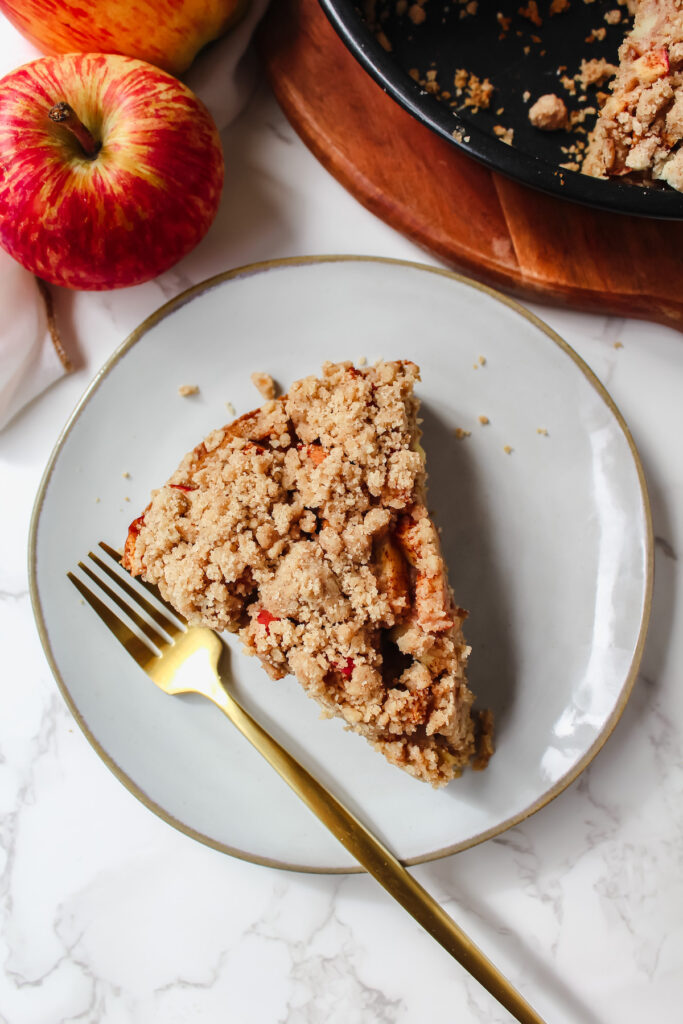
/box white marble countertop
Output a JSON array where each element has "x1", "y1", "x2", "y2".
[{"x1": 1, "y1": 17, "x2": 682, "y2": 1024}]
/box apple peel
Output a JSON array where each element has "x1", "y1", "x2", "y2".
[
  {"x1": 0, "y1": 0, "x2": 248, "y2": 76},
  {"x1": 0, "y1": 53, "x2": 224, "y2": 290}
]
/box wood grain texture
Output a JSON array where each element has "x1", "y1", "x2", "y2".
[{"x1": 257, "y1": 0, "x2": 683, "y2": 331}]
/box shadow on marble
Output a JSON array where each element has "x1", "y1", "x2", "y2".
[
  {"x1": 182, "y1": 81, "x2": 300, "y2": 281},
  {"x1": 420, "y1": 853, "x2": 606, "y2": 1024}
]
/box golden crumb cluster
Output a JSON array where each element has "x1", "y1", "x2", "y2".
[
  {"x1": 583, "y1": 1, "x2": 683, "y2": 188},
  {"x1": 528, "y1": 93, "x2": 568, "y2": 130},
  {"x1": 123, "y1": 361, "x2": 489, "y2": 785}
]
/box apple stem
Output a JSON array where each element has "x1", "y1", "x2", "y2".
[{"x1": 48, "y1": 102, "x2": 100, "y2": 159}]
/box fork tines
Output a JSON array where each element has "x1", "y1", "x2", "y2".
[{"x1": 67, "y1": 542, "x2": 186, "y2": 669}]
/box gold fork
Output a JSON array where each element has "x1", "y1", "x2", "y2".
[{"x1": 68, "y1": 542, "x2": 546, "y2": 1024}]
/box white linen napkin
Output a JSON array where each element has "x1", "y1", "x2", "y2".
[
  {"x1": 0, "y1": 0, "x2": 269, "y2": 431},
  {"x1": 0, "y1": 250, "x2": 71, "y2": 430}
]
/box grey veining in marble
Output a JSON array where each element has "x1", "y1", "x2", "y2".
[{"x1": 0, "y1": 26, "x2": 682, "y2": 1024}]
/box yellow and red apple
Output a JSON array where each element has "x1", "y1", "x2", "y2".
[
  {"x1": 0, "y1": 53, "x2": 224, "y2": 290},
  {"x1": 0, "y1": 0, "x2": 246, "y2": 75}
]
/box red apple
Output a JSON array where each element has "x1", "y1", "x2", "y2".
[
  {"x1": 0, "y1": 0, "x2": 247, "y2": 75},
  {"x1": 0, "y1": 53, "x2": 224, "y2": 290}
]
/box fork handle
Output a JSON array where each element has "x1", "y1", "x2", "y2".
[{"x1": 211, "y1": 687, "x2": 546, "y2": 1024}]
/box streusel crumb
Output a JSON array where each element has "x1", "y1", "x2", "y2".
[
  {"x1": 251, "y1": 371, "x2": 278, "y2": 401},
  {"x1": 583, "y1": 1, "x2": 683, "y2": 190},
  {"x1": 123, "y1": 361, "x2": 489, "y2": 786},
  {"x1": 528, "y1": 93, "x2": 568, "y2": 130},
  {"x1": 493, "y1": 124, "x2": 515, "y2": 145}
]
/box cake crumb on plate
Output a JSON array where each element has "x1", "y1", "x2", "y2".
[
  {"x1": 251, "y1": 371, "x2": 279, "y2": 401},
  {"x1": 178, "y1": 384, "x2": 199, "y2": 397}
]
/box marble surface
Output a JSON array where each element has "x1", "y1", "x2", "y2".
[{"x1": 1, "y1": 19, "x2": 682, "y2": 1024}]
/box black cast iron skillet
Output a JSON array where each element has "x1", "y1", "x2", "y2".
[{"x1": 318, "y1": 0, "x2": 683, "y2": 219}]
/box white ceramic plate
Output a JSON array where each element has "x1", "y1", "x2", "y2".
[{"x1": 30, "y1": 257, "x2": 652, "y2": 873}]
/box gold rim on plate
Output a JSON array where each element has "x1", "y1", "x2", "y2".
[{"x1": 28, "y1": 255, "x2": 654, "y2": 874}]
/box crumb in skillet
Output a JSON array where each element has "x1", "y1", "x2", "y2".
[
  {"x1": 577, "y1": 57, "x2": 618, "y2": 88},
  {"x1": 453, "y1": 69, "x2": 495, "y2": 110},
  {"x1": 529, "y1": 93, "x2": 568, "y2": 130},
  {"x1": 518, "y1": 1, "x2": 542, "y2": 26},
  {"x1": 493, "y1": 125, "x2": 515, "y2": 144}
]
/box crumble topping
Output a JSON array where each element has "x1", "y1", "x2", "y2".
[
  {"x1": 583, "y1": 0, "x2": 683, "y2": 189},
  {"x1": 577, "y1": 57, "x2": 619, "y2": 88},
  {"x1": 123, "y1": 361, "x2": 487, "y2": 786}
]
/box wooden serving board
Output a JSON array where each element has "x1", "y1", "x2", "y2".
[{"x1": 257, "y1": 0, "x2": 683, "y2": 331}]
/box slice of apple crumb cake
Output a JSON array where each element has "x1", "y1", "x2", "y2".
[{"x1": 122, "y1": 360, "x2": 493, "y2": 786}]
